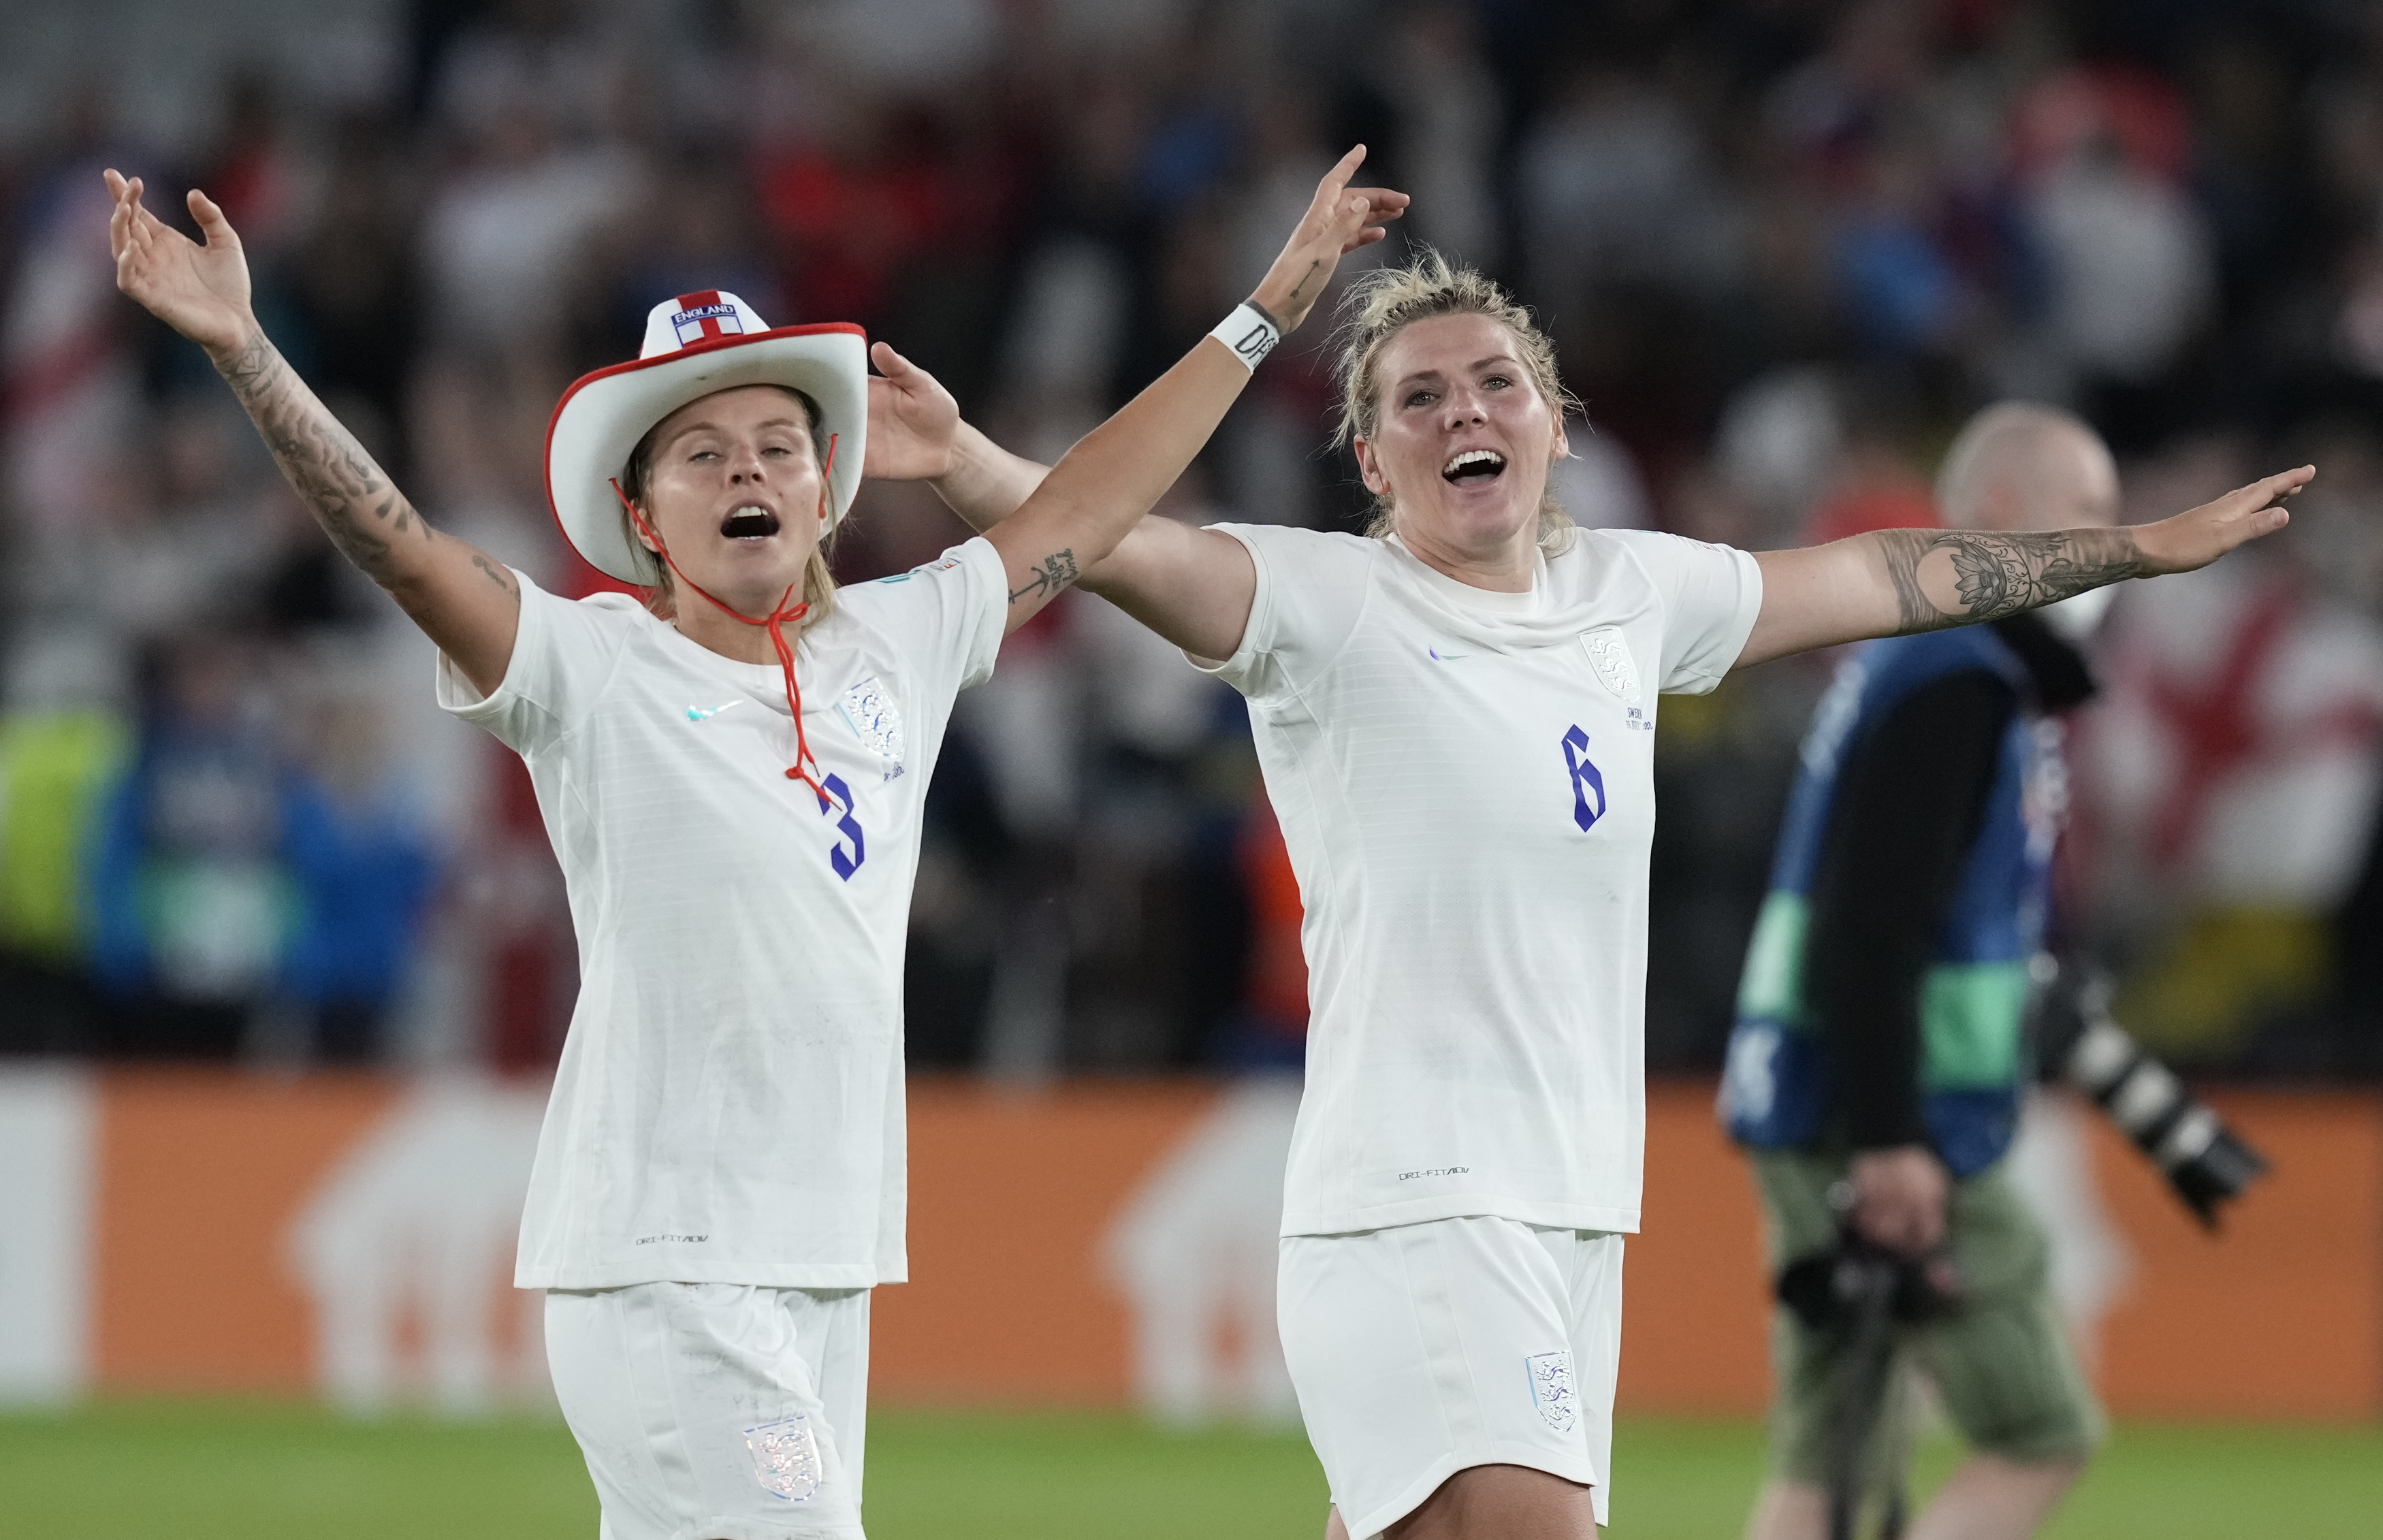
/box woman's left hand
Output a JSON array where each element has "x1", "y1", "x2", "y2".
[
  {"x1": 1250, "y1": 146, "x2": 1409, "y2": 332},
  {"x1": 2131, "y1": 464, "x2": 2312, "y2": 575}
]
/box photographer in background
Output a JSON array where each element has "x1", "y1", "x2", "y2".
[{"x1": 1719, "y1": 404, "x2": 2116, "y2": 1540}]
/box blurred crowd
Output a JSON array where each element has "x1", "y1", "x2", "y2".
[{"x1": 0, "y1": 0, "x2": 2378, "y2": 1077}]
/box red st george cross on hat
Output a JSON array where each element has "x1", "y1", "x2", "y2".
[{"x1": 669, "y1": 291, "x2": 746, "y2": 346}]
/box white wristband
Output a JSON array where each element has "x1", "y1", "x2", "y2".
[{"x1": 1209, "y1": 302, "x2": 1283, "y2": 373}]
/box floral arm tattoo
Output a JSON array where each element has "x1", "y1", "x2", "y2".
[
  {"x1": 210, "y1": 329, "x2": 510, "y2": 605},
  {"x1": 1872, "y1": 526, "x2": 2144, "y2": 632},
  {"x1": 1008, "y1": 548, "x2": 1081, "y2": 607}
]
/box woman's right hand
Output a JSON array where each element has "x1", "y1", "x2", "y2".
[
  {"x1": 1249, "y1": 145, "x2": 1409, "y2": 332},
  {"x1": 104, "y1": 170, "x2": 255, "y2": 358},
  {"x1": 104, "y1": 166, "x2": 524, "y2": 696}
]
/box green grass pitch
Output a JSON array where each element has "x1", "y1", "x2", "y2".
[{"x1": 1, "y1": 1400, "x2": 2376, "y2": 1537}]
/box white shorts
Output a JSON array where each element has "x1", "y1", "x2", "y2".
[
  {"x1": 545, "y1": 1283, "x2": 871, "y2": 1540},
  {"x1": 1279, "y1": 1217, "x2": 1623, "y2": 1537}
]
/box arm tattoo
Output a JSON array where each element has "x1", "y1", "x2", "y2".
[
  {"x1": 1285, "y1": 259, "x2": 1322, "y2": 311},
  {"x1": 210, "y1": 328, "x2": 440, "y2": 590},
  {"x1": 1008, "y1": 548, "x2": 1081, "y2": 606},
  {"x1": 1872, "y1": 527, "x2": 2145, "y2": 632},
  {"x1": 471, "y1": 553, "x2": 519, "y2": 598}
]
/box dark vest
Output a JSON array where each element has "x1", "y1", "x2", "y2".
[{"x1": 1719, "y1": 626, "x2": 2062, "y2": 1175}]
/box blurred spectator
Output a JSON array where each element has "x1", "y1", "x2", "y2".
[
  {"x1": 1211, "y1": 797, "x2": 1308, "y2": 1072},
  {"x1": 283, "y1": 112, "x2": 423, "y2": 454},
  {"x1": 1549, "y1": 420, "x2": 1655, "y2": 531},
  {"x1": 281, "y1": 665, "x2": 436, "y2": 1063},
  {"x1": 429, "y1": 0, "x2": 620, "y2": 148},
  {"x1": 997, "y1": 232, "x2": 1130, "y2": 447},
  {"x1": 2079, "y1": 430, "x2": 2383, "y2": 1066},
  {"x1": 903, "y1": 728, "x2": 1012, "y2": 1070},
  {"x1": 2, "y1": 85, "x2": 139, "y2": 553},
  {"x1": 1715, "y1": 367, "x2": 1844, "y2": 545},
  {"x1": 99, "y1": 394, "x2": 276, "y2": 639},
  {"x1": 1371, "y1": 1, "x2": 1504, "y2": 271},
  {"x1": 1829, "y1": 132, "x2": 1970, "y2": 357},
  {"x1": 89, "y1": 636, "x2": 296, "y2": 1057},
  {"x1": 6, "y1": 0, "x2": 2383, "y2": 1077},
  {"x1": 1218, "y1": 98, "x2": 1350, "y2": 529},
  {"x1": 0, "y1": 633, "x2": 129, "y2": 1053},
  {"x1": 417, "y1": 95, "x2": 629, "y2": 359},
  {"x1": 608, "y1": 155, "x2": 778, "y2": 357},
  {"x1": 1802, "y1": 393, "x2": 1940, "y2": 545},
  {"x1": 1519, "y1": 61, "x2": 1738, "y2": 321},
  {"x1": 2012, "y1": 69, "x2": 2215, "y2": 438},
  {"x1": 1072, "y1": 472, "x2": 1247, "y2": 1066},
  {"x1": 198, "y1": 71, "x2": 309, "y2": 267}
]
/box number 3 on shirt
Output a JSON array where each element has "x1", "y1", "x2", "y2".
[
  {"x1": 816, "y1": 773, "x2": 865, "y2": 880},
  {"x1": 1561, "y1": 726, "x2": 1606, "y2": 832}
]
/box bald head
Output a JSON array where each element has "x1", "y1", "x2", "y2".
[{"x1": 1935, "y1": 402, "x2": 2119, "y2": 534}]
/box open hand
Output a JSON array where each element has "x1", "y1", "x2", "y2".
[
  {"x1": 2134, "y1": 464, "x2": 2312, "y2": 575},
  {"x1": 105, "y1": 170, "x2": 255, "y2": 358},
  {"x1": 865, "y1": 340, "x2": 961, "y2": 481},
  {"x1": 1249, "y1": 145, "x2": 1409, "y2": 332}
]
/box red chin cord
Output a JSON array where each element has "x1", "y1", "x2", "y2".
[{"x1": 609, "y1": 432, "x2": 840, "y2": 807}]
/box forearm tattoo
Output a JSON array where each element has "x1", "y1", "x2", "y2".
[
  {"x1": 1872, "y1": 526, "x2": 2145, "y2": 632},
  {"x1": 1284, "y1": 259, "x2": 1322, "y2": 315},
  {"x1": 212, "y1": 329, "x2": 438, "y2": 591},
  {"x1": 1007, "y1": 548, "x2": 1081, "y2": 607}
]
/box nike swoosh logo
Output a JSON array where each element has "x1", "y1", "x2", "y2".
[
  {"x1": 686, "y1": 700, "x2": 746, "y2": 722},
  {"x1": 1428, "y1": 647, "x2": 1471, "y2": 661}
]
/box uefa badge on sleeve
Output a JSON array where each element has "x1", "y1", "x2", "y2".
[{"x1": 743, "y1": 1414, "x2": 824, "y2": 1501}]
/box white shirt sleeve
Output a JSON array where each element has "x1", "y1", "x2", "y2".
[
  {"x1": 1600, "y1": 529, "x2": 1764, "y2": 694},
  {"x1": 1194, "y1": 524, "x2": 1376, "y2": 704},
  {"x1": 434, "y1": 572, "x2": 639, "y2": 754},
  {"x1": 835, "y1": 536, "x2": 1007, "y2": 695}
]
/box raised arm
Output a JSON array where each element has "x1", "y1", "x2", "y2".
[
  {"x1": 105, "y1": 171, "x2": 521, "y2": 695},
  {"x1": 1736, "y1": 466, "x2": 2311, "y2": 668},
  {"x1": 866, "y1": 344, "x2": 1265, "y2": 661},
  {"x1": 944, "y1": 146, "x2": 1402, "y2": 642}
]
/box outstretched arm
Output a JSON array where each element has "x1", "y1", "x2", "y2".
[
  {"x1": 967, "y1": 146, "x2": 1403, "y2": 640},
  {"x1": 1736, "y1": 466, "x2": 2310, "y2": 668},
  {"x1": 865, "y1": 349, "x2": 1264, "y2": 662},
  {"x1": 105, "y1": 170, "x2": 521, "y2": 695}
]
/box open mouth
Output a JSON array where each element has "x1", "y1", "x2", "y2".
[
  {"x1": 720, "y1": 504, "x2": 781, "y2": 539},
  {"x1": 1442, "y1": 449, "x2": 1507, "y2": 485}
]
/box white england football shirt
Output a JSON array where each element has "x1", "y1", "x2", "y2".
[
  {"x1": 436, "y1": 539, "x2": 1005, "y2": 1289},
  {"x1": 1201, "y1": 525, "x2": 1762, "y2": 1236}
]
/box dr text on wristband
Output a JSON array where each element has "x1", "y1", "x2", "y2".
[{"x1": 1209, "y1": 301, "x2": 1284, "y2": 373}]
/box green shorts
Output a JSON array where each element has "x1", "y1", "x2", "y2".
[{"x1": 1751, "y1": 1148, "x2": 2106, "y2": 1481}]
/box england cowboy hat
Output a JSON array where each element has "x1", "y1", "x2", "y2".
[{"x1": 546, "y1": 290, "x2": 867, "y2": 583}]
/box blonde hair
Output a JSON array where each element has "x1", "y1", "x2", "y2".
[
  {"x1": 1330, "y1": 251, "x2": 1580, "y2": 552},
  {"x1": 618, "y1": 385, "x2": 839, "y2": 630}
]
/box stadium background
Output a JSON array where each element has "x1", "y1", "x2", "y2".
[{"x1": 0, "y1": 0, "x2": 2378, "y2": 1535}]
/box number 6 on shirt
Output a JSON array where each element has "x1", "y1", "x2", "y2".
[{"x1": 1561, "y1": 726, "x2": 1605, "y2": 832}]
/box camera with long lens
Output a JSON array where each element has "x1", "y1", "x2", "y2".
[
  {"x1": 2032, "y1": 955, "x2": 2269, "y2": 1227},
  {"x1": 1775, "y1": 1194, "x2": 1963, "y2": 1540},
  {"x1": 1776, "y1": 1229, "x2": 1960, "y2": 1333}
]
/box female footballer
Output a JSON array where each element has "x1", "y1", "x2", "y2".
[
  {"x1": 104, "y1": 151, "x2": 1403, "y2": 1540},
  {"x1": 875, "y1": 254, "x2": 2307, "y2": 1539}
]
